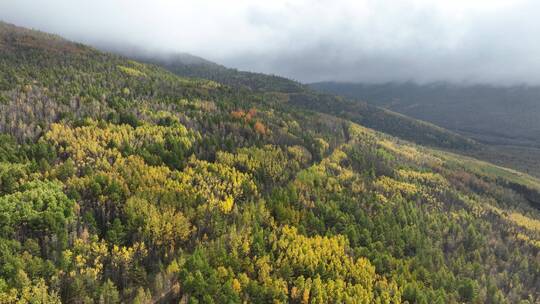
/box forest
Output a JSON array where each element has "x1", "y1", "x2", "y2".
[
  {"x1": 134, "y1": 52, "x2": 476, "y2": 152},
  {"x1": 0, "y1": 22, "x2": 539, "y2": 303}
]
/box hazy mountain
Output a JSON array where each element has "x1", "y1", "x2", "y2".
[{"x1": 310, "y1": 82, "x2": 540, "y2": 147}]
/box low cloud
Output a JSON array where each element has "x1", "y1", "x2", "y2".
[{"x1": 1, "y1": 0, "x2": 539, "y2": 84}]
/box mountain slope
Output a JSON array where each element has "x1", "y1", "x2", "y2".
[
  {"x1": 132, "y1": 52, "x2": 306, "y2": 93},
  {"x1": 128, "y1": 51, "x2": 477, "y2": 151},
  {"x1": 0, "y1": 22, "x2": 539, "y2": 303}
]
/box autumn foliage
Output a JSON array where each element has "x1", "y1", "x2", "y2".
[{"x1": 0, "y1": 22, "x2": 538, "y2": 304}]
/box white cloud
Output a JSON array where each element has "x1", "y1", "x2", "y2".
[{"x1": 1, "y1": 0, "x2": 539, "y2": 83}]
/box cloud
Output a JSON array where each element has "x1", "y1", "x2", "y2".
[{"x1": 1, "y1": 0, "x2": 539, "y2": 84}]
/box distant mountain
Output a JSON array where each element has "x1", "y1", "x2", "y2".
[
  {"x1": 125, "y1": 50, "x2": 307, "y2": 93},
  {"x1": 310, "y1": 81, "x2": 540, "y2": 147},
  {"x1": 308, "y1": 81, "x2": 540, "y2": 177}
]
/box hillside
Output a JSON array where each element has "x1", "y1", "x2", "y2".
[
  {"x1": 0, "y1": 22, "x2": 539, "y2": 303},
  {"x1": 130, "y1": 52, "x2": 306, "y2": 94},
  {"x1": 128, "y1": 51, "x2": 476, "y2": 151}
]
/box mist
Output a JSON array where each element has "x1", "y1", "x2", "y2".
[{"x1": 1, "y1": 0, "x2": 539, "y2": 84}]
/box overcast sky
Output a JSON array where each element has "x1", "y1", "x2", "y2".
[{"x1": 1, "y1": 0, "x2": 539, "y2": 84}]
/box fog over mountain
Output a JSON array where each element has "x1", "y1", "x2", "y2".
[
  {"x1": 2, "y1": 8, "x2": 540, "y2": 303},
  {"x1": 1, "y1": 0, "x2": 540, "y2": 84}
]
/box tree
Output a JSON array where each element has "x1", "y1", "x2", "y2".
[
  {"x1": 458, "y1": 279, "x2": 478, "y2": 302},
  {"x1": 99, "y1": 280, "x2": 120, "y2": 304}
]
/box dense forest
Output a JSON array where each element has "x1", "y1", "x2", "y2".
[{"x1": 0, "y1": 22, "x2": 539, "y2": 303}]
